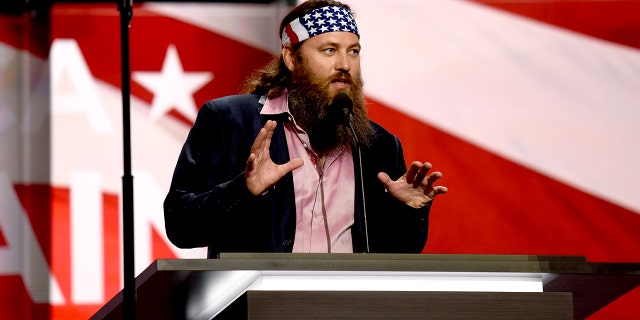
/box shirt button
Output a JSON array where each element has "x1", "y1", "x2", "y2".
[{"x1": 283, "y1": 240, "x2": 292, "y2": 246}]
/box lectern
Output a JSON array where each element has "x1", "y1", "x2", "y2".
[{"x1": 91, "y1": 254, "x2": 640, "y2": 319}]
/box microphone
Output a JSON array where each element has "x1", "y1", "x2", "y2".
[
  {"x1": 329, "y1": 92, "x2": 370, "y2": 253},
  {"x1": 328, "y1": 92, "x2": 353, "y2": 126}
]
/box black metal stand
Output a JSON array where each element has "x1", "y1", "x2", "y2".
[{"x1": 117, "y1": 0, "x2": 135, "y2": 319}]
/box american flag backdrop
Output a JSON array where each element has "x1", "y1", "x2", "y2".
[{"x1": 0, "y1": 0, "x2": 639, "y2": 318}]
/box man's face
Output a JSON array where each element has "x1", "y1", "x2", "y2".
[
  {"x1": 294, "y1": 31, "x2": 362, "y2": 98},
  {"x1": 285, "y1": 31, "x2": 372, "y2": 154}
]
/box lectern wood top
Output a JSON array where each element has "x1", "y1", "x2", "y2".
[
  {"x1": 221, "y1": 252, "x2": 587, "y2": 262},
  {"x1": 150, "y1": 253, "x2": 639, "y2": 275}
]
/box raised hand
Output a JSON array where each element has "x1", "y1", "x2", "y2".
[
  {"x1": 377, "y1": 161, "x2": 448, "y2": 208},
  {"x1": 245, "y1": 120, "x2": 304, "y2": 195}
]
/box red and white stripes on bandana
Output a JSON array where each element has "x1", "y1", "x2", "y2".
[{"x1": 281, "y1": 5, "x2": 360, "y2": 46}]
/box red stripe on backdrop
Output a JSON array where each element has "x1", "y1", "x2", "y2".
[
  {"x1": 101, "y1": 193, "x2": 122, "y2": 311},
  {"x1": 49, "y1": 188, "x2": 120, "y2": 319},
  {"x1": 472, "y1": 0, "x2": 640, "y2": 50},
  {"x1": 14, "y1": 184, "x2": 53, "y2": 263},
  {"x1": 51, "y1": 188, "x2": 71, "y2": 306},
  {"x1": 8, "y1": 185, "x2": 145, "y2": 319},
  {"x1": 366, "y1": 97, "x2": 640, "y2": 317},
  {"x1": 51, "y1": 4, "x2": 275, "y2": 126},
  {"x1": 0, "y1": 13, "x2": 50, "y2": 59},
  {"x1": 365, "y1": 97, "x2": 640, "y2": 262},
  {"x1": 0, "y1": 277, "x2": 49, "y2": 319},
  {"x1": 0, "y1": 223, "x2": 5, "y2": 246},
  {"x1": 152, "y1": 225, "x2": 179, "y2": 259},
  {"x1": 2, "y1": 186, "x2": 53, "y2": 319}
]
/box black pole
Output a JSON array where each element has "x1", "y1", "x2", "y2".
[{"x1": 117, "y1": 0, "x2": 135, "y2": 319}]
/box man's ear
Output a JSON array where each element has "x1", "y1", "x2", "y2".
[{"x1": 282, "y1": 45, "x2": 296, "y2": 72}]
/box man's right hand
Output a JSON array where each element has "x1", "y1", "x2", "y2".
[{"x1": 245, "y1": 120, "x2": 304, "y2": 195}]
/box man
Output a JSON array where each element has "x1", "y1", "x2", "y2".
[{"x1": 164, "y1": 0, "x2": 447, "y2": 258}]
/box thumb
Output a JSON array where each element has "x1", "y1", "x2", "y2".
[
  {"x1": 377, "y1": 172, "x2": 392, "y2": 186},
  {"x1": 282, "y1": 158, "x2": 304, "y2": 173}
]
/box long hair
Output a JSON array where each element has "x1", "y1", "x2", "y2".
[{"x1": 241, "y1": 0, "x2": 355, "y2": 98}]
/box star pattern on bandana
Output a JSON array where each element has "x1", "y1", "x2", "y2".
[{"x1": 300, "y1": 6, "x2": 359, "y2": 38}]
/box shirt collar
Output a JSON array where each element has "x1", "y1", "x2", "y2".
[{"x1": 260, "y1": 92, "x2": 290, "y2": 116}]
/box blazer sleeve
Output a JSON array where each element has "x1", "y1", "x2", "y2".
[
  {"x1": 365, "y1": 123, "x2": 431, "y2": 253},
  {"x1": 163, "y1": 96, "x2": 264, "y2": 249}
]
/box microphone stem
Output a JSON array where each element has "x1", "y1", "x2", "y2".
[{"x1": 347, "y1": 120, "x2": 370, "y2": 253}]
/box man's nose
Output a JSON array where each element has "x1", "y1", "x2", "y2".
[{"x1": 335, "y1": 52, "x2": 351, "y2": 73}]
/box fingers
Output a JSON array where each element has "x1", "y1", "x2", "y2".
[
  {"x1": 409, "y1": 161, "x2": 448, "y2": 198},
  {"x1": 404, "y1": 161, "x2": 421, "y2": 185},
  {"x1": 422, "y1": 171, "x2": 447, "y2": 198},
  {"x1": 262, "y1": 120, "x2": 276, "y2": 152},
  {"x1": 427, "y1": 185, "x2": 448, "y2": 199},
  {"x1": 250, "y1": 120, "x2": 277, "y2": 156},
  {"x1": 406, "y1": 161, "x2": 432, "y2": 186},
  {"x1": 250, "y1": 125, "x2": 267, "y2": 154},
  {"x1": 247, "y1": 121, "x2": 277, "y2": 175},
  {"x1": 423, "y1": 171, "x2": 442, "y2": 187},
  {"x1": 413, "y1": 163, "x2": 433, "y2": 187},
  {"x1": 433, "y1": 185, "x2": 449, "y2": 195}
]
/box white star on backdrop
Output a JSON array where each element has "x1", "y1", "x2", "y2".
[{"x1": 133, "y1": 44, "x2": 213, "y2": 122}]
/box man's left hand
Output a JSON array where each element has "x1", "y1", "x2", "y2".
[{"x1": 378, "y1": 161, "x2": 448, "y2": 209}]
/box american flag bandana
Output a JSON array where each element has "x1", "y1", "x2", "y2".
[{"x1": 281, "y1": 5, "x2": 360, "y2": 46}]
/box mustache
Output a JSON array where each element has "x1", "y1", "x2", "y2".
[
  {"x1": 330, "y1": 72, "x2": 353, "y2": 84},
  {"x1": 287, "y1": 65, "x2": 374, "y2": 153}
]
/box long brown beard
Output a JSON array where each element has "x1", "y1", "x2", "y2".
[{"x1": 288, "y1": 62, "x2": 375, "y2": 156}]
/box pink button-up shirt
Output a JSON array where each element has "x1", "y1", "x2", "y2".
[{"x1": 261, "y1": 94, "x2": 355, "y2": 253}]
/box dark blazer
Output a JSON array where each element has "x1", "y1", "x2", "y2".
[{"x1": 164, "y1": 94, "x2": 430, "y2": 258}]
